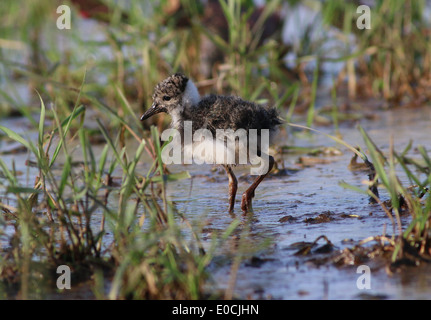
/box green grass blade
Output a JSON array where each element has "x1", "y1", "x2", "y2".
[
  {"x1": 58, "y1": 155, "x2": 72, "y2": 197},
  {"x1": 358, "y1": 125, "x2": 389, "y2": 187},
  {"x1": 53, "y1": 105, "x2": 86, "y2": 133},
  {"x1": 6, "y1": 186, "x2": 43, "y2": 194},
  {"x1": 0, "y1": 125, "x2": 37, "y2": 155},
  {"x1": 287, "y1": 123, "x2": 366, "y2": 160},
  {"x1": 150, "y1": 171, "x2": 191, "y2": 183},
  {"x1": 36, "y1": 91, "x2": 45, "y2": 148},
  {"x1": 97, "y1": 119, "x2": 129, "y2": 174},
  {"x1": 49, "y1": 105, "x2": 86, "y2": 167}
]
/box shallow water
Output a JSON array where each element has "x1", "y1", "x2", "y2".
[{"x1": 163, "y1": 106, "x2": 431, "y2": 300}]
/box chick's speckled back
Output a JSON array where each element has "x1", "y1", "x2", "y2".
[{"x1": 182, "y1": 95, "x2": 282, "y2": 134}]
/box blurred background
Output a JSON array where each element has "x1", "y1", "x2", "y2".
[{"x1": 1, "y1": 0, "x2": 430, "y2": 132}]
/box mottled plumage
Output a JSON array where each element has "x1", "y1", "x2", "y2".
[
  {"x1": 141, "y1": 73, "x2": 282, "y2": 214},
  {"x1": 182, "y1": 94, "x2": 282, "y2": 135}
]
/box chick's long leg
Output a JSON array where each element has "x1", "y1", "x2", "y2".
[
  {"x1": 241, "y1": 155, "x2": 274, "y2": 214},
  {"x1": 223, "y1": 165, "x2": 238, "y2": 214}
]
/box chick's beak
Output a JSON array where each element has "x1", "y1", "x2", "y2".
[{"x1": 140, "y1": 103, "x2": 165, "y2": 121}]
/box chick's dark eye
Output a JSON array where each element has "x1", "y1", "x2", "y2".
[{"x1": 163, "y1": 96, "x2": 171, "y2": 101}]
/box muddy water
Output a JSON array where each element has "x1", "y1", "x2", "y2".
[
  {"x1": 1, "y1": 106, "x2": 431, "y2": 299},
  {"x1": 164, "y1": 106, "x2": 431, "y2": 300}
]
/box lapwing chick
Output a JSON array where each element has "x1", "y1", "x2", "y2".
[{"x1": 141, "y1": 73, "x2": 282, "y2": 214}]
